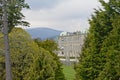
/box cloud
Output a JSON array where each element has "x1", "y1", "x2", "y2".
[
  {"x1": 23, "y1": 0, "x2": 101, "y2": 32},
  {"x1": 25, "y1": 0, "x2": 64, "y2": 10}
]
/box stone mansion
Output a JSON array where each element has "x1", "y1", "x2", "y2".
[{"x1": 57, "y1": 31, "x2": 86, "y2": 63}]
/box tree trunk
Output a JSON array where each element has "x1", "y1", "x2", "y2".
[{"x1": 2, "y1": 0, "x2": 12, "y2": 80}]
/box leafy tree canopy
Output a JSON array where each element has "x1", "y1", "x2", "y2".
[
  {"x1": 0, "y1": 28, "x2": 64, "y2": 80},
  {"x1": 34, "y1": 39, "x2": 66, "y2": 80}
]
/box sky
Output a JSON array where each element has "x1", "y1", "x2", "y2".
[{"x1": 22, "y1": 0, "x2": 105, "y2": 32}]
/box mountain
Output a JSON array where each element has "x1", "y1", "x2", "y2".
[{"x1": 25, "y1": 27, "x2": 62, "y2": 40}]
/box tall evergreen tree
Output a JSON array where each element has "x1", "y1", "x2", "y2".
[
  {"x1": 0, "y1": 0, "x2": 29, "y2": 79},
  {"x1": 75, "y1": 0, "x2": 120, "y2": 80},
  {"x1": 97, "y1": 4, "x2": 120, "y2": 80}
]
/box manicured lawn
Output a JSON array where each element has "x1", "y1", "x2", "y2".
[{"x1": 63, "y1": 65, "x2": 76, "y2": 80}]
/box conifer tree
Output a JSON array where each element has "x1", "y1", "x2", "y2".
[
  {"x1": 97, "y1": 3, "x2": 120, "y2": 79},
  {"x1": 75, "y1": 0, "x2": 120, "y2": 80},
  {"x1": 0, "y1": 0, "x2": 29, "y2": 79},
  {"x1": 0, "y1": 0, "x2": 30, "y2": 32}
]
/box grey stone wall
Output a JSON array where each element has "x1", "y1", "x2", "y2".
[{"x1": 57, "y1": 32, "x2": 86, "y2": 63}]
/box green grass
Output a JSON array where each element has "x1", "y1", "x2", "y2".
[
  {"x1": 63, "y1": 65, "x2": 76, "y2": 80},
  {"x1": 59, "y1": 56, "x2": 79, "y2": 59}
]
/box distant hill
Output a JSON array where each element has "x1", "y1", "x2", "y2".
[{"x1": 25, "y1": 27, "x2": 62, "y2": 40}]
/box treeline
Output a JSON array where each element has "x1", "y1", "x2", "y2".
[
  {"x1": 0, "y1": 28, "x2": 66, "y2": 80},
  {"x1": 75, "y1": 0, "x2": 120, "y2": 80}
]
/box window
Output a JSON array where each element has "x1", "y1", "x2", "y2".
[{"x1": 62, "y1": 51, "x2": 64, "y2": 54}]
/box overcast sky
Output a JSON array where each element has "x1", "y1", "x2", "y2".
[{"x1": 22, "y1": 0, "x2": 103, "y2": 32}]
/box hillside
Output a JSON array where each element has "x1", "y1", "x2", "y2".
[{"x1": 25, "y1": 27, "x2": 62, "y2": 40}]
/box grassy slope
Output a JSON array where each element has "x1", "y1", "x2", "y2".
[{"x1": 63, "y1": 65, "x2": 76, "y2": 80}]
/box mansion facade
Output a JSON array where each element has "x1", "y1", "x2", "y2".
[{"x1": 57, "y1": 31, "x2": 86, "y2": 63}]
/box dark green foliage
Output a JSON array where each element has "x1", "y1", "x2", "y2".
[
  {"x1": 25, "y1": 48, "x2": 57, "y2": 80},
  {"x1": 34, "y1": 39, "x2": 58, "y2": 53},
  {"x1": 97, "y1": 11, "x2": 120, "y2": 80},
  {"x1": 75, "y1": 10, "x2": 112, "y2": 80},
  {"x1": 0, "y1": 0, "x2": 29, "y2": 32},
  {"x1": 75, "y1": 0, "x2": 120, "y2": 80},
  {"x1": 34, "y1": 39, "x2": 66, "y2": 80}
]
